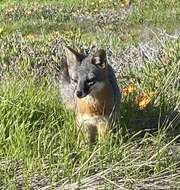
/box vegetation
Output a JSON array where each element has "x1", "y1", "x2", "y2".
[{"x1": 0, "y1": 0, "x2": 179, "y2": 189}]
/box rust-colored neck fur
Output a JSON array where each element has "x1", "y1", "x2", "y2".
[{"x1": 76, "y1": 81, "x2": 114, "y2": 117}]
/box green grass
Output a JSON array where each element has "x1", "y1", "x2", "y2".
[{"x1": 0, "y1": 0, "x2": 180, "y2": 189}]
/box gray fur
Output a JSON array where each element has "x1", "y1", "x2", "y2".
[{"x1": 56, "y1": 46, "x2": 121, "y2": 111}]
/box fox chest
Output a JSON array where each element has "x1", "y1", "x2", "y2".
[
  {"x1": 76, "y1": 93, "x2": 113, "y2": 115},
  {"x1": 75, "y1": 93, "x2": 114, "y2": 126}
]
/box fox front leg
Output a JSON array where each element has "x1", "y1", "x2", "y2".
[
  {"x1": 77, "y1": 123, "x2": 98, "y2": 145},
  {"x1": 85, "y1": 122, "x2": 109, "y2": 144},
  {"x1": 86, "y1": 124, "x2": 98, "y2": 144}
]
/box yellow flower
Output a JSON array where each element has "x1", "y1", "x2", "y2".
[
  {"x1": 121, "y1": 0, "x2": 131, "y2": 7},
  {"x1": 41, "y1": 47, "x2": 48, "y2": 53},
  {"x1": 52, "y1": 31, "x2": 60, "y2": 37},
  {"x1": 24, "y1": 34, "x2": 36, "y2": 41},
  {"x1": 135, "y1": 92, "x2": 154, "y2": 110},
  {"x1": 122, "y1": 83, "x2": 136, "y2": 96}
]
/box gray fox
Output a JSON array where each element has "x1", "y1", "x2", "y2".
[{"x1": 56, "y1": 45, "x2": 121, "y2": 143}]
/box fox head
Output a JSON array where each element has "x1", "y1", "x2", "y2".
[{"x1": 64, "y1": 46, "x2": 108, "y2": 98}]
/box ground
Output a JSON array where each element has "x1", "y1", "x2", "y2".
[{"x1": 0, "y1": 0, "x2": 180, "y2": 189}]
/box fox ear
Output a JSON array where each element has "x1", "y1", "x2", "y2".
[
  {"x1": 64, "y1": 46, "x2": 81, "y2": 67},
  {"x1": 92, "y1": 49, "x2": 107, "y2": 69}
]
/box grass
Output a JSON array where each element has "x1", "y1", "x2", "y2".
[{"x1": 0, "y1": 0, "x2": 180, "y2": 189}]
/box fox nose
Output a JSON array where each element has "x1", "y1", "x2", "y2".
[{"x1": 76, "y1": 90, "x2": 83, "y2": 98}]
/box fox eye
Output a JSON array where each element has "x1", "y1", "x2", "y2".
[{"x1": 87, "y1": 77, "x2": 96, "y2": 85}]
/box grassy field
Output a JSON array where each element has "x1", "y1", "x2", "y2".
[{"x1": 0, "y1": 0, "x2": 180, "y2": 189}]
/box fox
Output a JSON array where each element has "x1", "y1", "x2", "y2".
[{"x1": 56, "y1": 45, "x2": 121, "y2": 144}]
